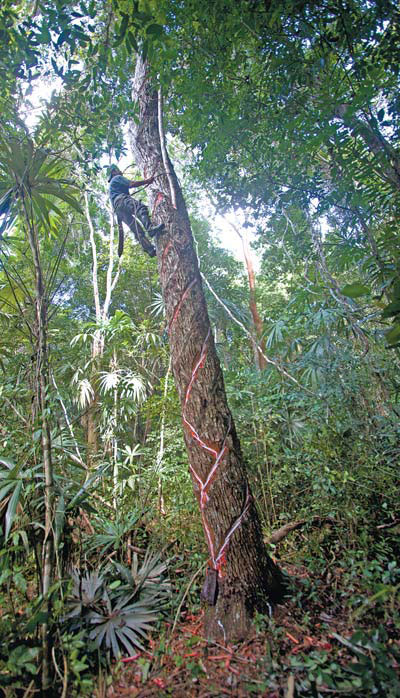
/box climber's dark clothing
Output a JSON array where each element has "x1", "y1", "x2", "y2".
[
  {"x1": 109, "y1": 175, "x2": 131, "y2": 206},
  {"x1": 111, "y1": 190, "x2": 156, "y2": 258}
]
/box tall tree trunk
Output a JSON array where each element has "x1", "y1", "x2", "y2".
[{"x1": 130, "y1": 58, "x2": 283, "y2": 642}]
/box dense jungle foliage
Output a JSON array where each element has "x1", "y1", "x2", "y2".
[{"x1": 0, "y1": 0, "x2": 399, "y2": 695}]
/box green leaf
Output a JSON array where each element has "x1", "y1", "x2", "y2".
[
  {"x1": 7, "y1": 646, "x2": 39, "y2": 673},
  {"x1": 14, "y1": 571, "x2": 27, "y2": 594},
  {"x1": 146, "y1": 24, "x2": 163, "y2": 38},
  {"x1": 68, "y1": 463, "x2": 109, "y2": 509},
  {"x1": 25, "y1": 610, "x2": 49, "y2": 633},
  {"x1": 382, "y1": 299, "x2": 400, "y2": 319},
  {"x1": 0, "y1": 457, "x2": 15, "y2": 470},
  {"x1": 0, "y1": 482, "x2": 16, "y2": 501},
  {"x1": 127, "y1": 31, "x2": 138, "y2": 52},
  {"x1": 141, "y1": 40, "x2": 149, "y2": 61},
  {"x1": 340, "y1": 282, "x2": 370, "y2": 298},
  {"x1": 34, "y1": 185, "x2": 83, "y2": 214},
  {"x1": 32, "y1": 192, "x2": 53, "y2": 226},
  {"x1": 118, "y1": 14, "x2": 129, "y2": 40},
  {"x1": 385, "y1": 322, "x2": 400, "y2": 346},
  {"x1": 56, "y1": 29, "x2": 70, "y2": 47},
  {"x1": 5, "y1": 481, "x2": 22, "y2": 540},
  {"x1": 55, "y1": 494, "x2": 65, "y2": 546},
  {"x1": 109, "y1": 580, "x2": 121, "y2": 589}
]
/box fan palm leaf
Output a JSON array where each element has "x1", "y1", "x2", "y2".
[{"x1": 0, "y1": 133, "x2": 82, "y2": 238}]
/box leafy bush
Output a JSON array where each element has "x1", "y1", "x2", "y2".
[{"x1": 290, "y1": 627, "x2": 400, "y2": 697}]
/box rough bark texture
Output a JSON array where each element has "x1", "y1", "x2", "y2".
[{"x1": 130, "y1": 58, "x2": 284, "y2": 642}]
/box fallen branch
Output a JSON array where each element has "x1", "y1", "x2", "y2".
[
  {"x1": 331, "y1": 631, "x2": 368, "y2": 656},
  {"x1": 268, "y1": 516, "x2": 336, "y2": 545},
  {"x1": 376, "y1": 518, "x2": 400, "y2": 530},
  {"x1": 286, "y1": 674, "x2": 295, "y2": 698}
]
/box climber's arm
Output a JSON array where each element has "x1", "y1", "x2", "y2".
[{"x1": 128, "y1": 175, "x2": 155, "y2": 189}]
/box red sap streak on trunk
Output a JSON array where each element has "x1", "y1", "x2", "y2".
[{"x1": 161, "y1": 239, "x2": 172, "y2": 275}]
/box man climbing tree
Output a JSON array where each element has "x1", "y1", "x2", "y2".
[
  {"x1": 107, "y1": 165, "x2": 164, "y2": 257},
  {"x1": 129, "y1": 57, "x2": 285, "y2": 642}
]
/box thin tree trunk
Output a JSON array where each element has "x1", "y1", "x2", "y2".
[
  {"x1": 130, "y1": 57, "x2": 283, "y2": 642},
  {"x1": 242, "y1": 232, "x2": 266, "y2": 370},
  {"x1": 226, "y1": 218, "x2": 267, "y2": 370},
  {"x1": 24, "y1": 203, "x2": 54, "y2": 693},
  {"x1": 310, "y1": 218, "x2": 369, "y2": 353},
  {"x1": 334, "y1": 104, "x2": 400, "y2": 191},
  {"x1": 84, "y1": 194, "x2": 122, "y2": 460},
  {"x1": 102, "y1": 206, "x2": 121, "y2": 324},
  {"x1": 51, "y1": 372, "x2": 85, "y2": 467},
  {"x1": 84, "y1": 192, "x2": 101, "y2": 458},
  {"x1": 204, "y1": 196, "x2": 266, "y2": 370},
  {"x1": 112, "y1": 349, "x2": 119, "y2": 510},
  {"x1": 156, "y1": 356, "x2": 171, "y2": 515}
]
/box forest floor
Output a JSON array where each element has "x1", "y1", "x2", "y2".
[{"x1": 106, "y1": 562, "x2": 400, "y2": 697}]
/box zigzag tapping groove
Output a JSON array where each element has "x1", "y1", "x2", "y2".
[
  {"x1": 169, "y1": 278, "x2": 197, "y2": 332},
  {"x1": 162, "y1": 239, "x2": 251, "y2": 577},
  {"x1": 182, "y1": 325, "x2": 251, "y2": 577}
]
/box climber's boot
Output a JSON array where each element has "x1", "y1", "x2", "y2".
[
  {"x1": 148, "y1": 223, "x2": 165, "y2": 237},
  {"x1": 138, "y1": 236, "x2": 156, "y2": 257}
]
